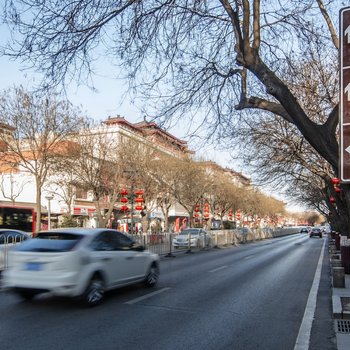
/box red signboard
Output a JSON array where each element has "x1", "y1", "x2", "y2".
[{"x1": 340, "y1": 7, "x2": 350, "y2": 182}]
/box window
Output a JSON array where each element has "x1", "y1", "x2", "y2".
[
  {"x1": 75, "y1": 187, "x2": 88, "y2": 199},
  {"x1": 16, "y1": 233, "x2": 82, "y2": 252},
  {"x1": 90, "y1": 232, "x2": 115, "y2": 251},
  {"x1": 90, "y1": 231, "x2": 134, "y2": 251},
  {"x1": 114, "y1": 232, "x2": 134, "y2": 250}
]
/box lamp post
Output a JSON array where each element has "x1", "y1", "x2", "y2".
[
  {"x1": 45, "y1": 194, "x2": 54, "y2": 230},
  {"x1": 130, "y1": 182, "x2": 135, "y2": 234},
  {"x1": 120, "y1": 169, "x2": 144, "y2": 234}
]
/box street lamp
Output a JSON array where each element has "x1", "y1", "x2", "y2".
[
  {"x1": 45, "y1": 194, "x2": 54, "y2": 230},
  {"x1": 120, "y1": 187, "x2": 145, "y2": 234}
]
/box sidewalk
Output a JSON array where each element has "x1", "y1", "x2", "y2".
[{"x1": 331, "y1": 263, "x2": 350, "y2": 349}]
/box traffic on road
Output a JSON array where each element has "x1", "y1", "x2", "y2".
[{"x1": 0, "y1": 231, "x2": 335, "y2": 350}]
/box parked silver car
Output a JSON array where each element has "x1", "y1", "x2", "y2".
[{"x1": 172, "y1": 228, "x2": 211, "y2": 249}]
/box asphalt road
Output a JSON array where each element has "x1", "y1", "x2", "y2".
[{"x1": 0, "y1": 233, "x2": 337, "y2": 350}]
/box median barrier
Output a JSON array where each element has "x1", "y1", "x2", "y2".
[
  {"x1": 333, "y1": 267, "x2": 345, "y2": 288},
  {"x1": 335, "y1": 233, "x2": 341, "y2": 250},
  {"x1": 341, "y1": 245, "x2": 350, "y2": 274}
]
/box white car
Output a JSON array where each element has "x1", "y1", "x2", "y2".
[
  {"x1": 172, "y1": 228, "x2": 211, "y2": 249},
  {"x1": 3, "y1": 228, "x2": 160, "y2": 306}
]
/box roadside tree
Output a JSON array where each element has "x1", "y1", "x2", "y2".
[
  {"x1": 2, "y1": 1, "x2": 345, "y2": 233},
  {"x1": 57, "y1": 121, "x2": 123, "y2": 228},
  {"x1": 117, "y1": 139, "x2": 161, "y2": 233},
  {"x1": 0, "y1": 87, "x2": 83, "y2": 231},
  {"x1": 206, "y1": 172, "x2": 245, "y2": 229},
  {"x1": 170, "y1": 158, "x2": 210, "y2": 228}
]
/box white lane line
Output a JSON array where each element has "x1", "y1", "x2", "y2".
[
  {"x1": 125, "y1": 287, "x2": 170, "y2": 305},
  {"x1": 293, "y1": 239, "x2": 326, "y2": 350},
  {"x1": 209, "y1": 265, "x2": 228, "y2": 273},
  {"x1": 244, "y1": 255, "x2": 255, "y2": 260}
]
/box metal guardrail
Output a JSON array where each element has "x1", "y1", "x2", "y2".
[
  {"x1": 0, "y1": 227, "x2": 301, "y2": 272},
  {"x1": 132, "y1": 227, "x2": 300, "y2": 256},
  {"x1": 0, "y1": 234, "x2": 27, "y2": 271}
]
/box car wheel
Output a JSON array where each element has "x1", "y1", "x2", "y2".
[
  {"x1": 83, "y1": 274, "x2": 105, "y2": 307},
  {"x1": 144, "y1": 263, "x2": 159, "y2": 288}
]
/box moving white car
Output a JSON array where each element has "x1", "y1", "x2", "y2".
[
  {"x1": 3, "y1": 228, "x2": 160, "y2": 306},
  {"x1": 172, "y1": 228, "x2": 211, "y2": 249}
]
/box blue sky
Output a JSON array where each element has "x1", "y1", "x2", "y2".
[
  {"x1": 0, "y1": 35, "x2": 235, "y2": 168},
  {"x1": 0, "y1": 51, "x2": 139, "y2": 121}
]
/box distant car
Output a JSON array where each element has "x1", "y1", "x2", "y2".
[
  {"x1": 300, "y1": 227, "x2": 309, "y2": 233},
  {"x1": 173, "y1": 228, "x2": 211, "y2": 249},
  {"x1": 0, "y1": 229, "x2": 30, "y2": 272},
  {"x1": 309, "y1": 228, "x2": 322, "y2": 238},
  {"x1": 3, "y1": 228, "x2": 160, "y2": 306}
]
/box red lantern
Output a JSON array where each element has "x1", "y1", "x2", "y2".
[
  {"x1": 335, "y1": 187, "x2": 342, "y2": 193},
  {"x1": 194, "y1": 213, "x2": 200, "y2": 218},
  {"x1": 135, "y1": 189, "x2": 144, "y2": 196},
  {"x1": 135, "y1": 205, "x2": 143, "y2": 211},
  {"x1": 204, "y1": 213, "x2": 210, "y2": 218},
  {"x1": 329, "y1": 196, "x2": 336, "y2": 203},
  {"x1": 120, "y1": 197, "x2": 128, "y2": 203},
  {"x1": 331, "y1": 178, "x2": 340, "y2": 185},
  {"x1": 120, "y1": 189, "x2": 128, "y2": 195},
  {"x1": 135, "y1": 197, "x2": 144, "y2": 203},
  {"x1": 194, "y1": 207, "x2": 200, "y2": 212},
  {"x1": 120, "y1": 205, "x2": 129, "y2": 211}
]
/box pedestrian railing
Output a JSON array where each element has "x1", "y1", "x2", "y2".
[
  {"x1": 131, "y1": 226, "x2": 300, "y2": 257},
  {"x1": 0, "y1": 227, "x2": 300, "y2": 273},
  {"x1": 0, "y1": 234, "x2": 27, "y2": 271}
]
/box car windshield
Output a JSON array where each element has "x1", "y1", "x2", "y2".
[
  {"x1": 15, "y1": 232, "x2": 84, "y2": 252},
  {"x1": 180, "y1": 229, "x2": 201, "y2": 235}
]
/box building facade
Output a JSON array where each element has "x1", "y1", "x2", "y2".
[{"x1": 0, "y1": 116, "x2": 200, "y2": 231}]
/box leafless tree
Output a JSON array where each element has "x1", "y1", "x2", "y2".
[
  {"x1": 46, "y1": 170, "x2": 76, "y2": 219},
  {"x1": 148, "y1": 154, "x2": 179, "y2": 232},
  {"x1": 117, "y1": 138, "x2": 162, "y2": 232},
  {"x1": 0, "y1": 171, "x2": 30, "y2": 205},
  {"x1": 2, "y1": 0, "x2": 346, "y2": 232},
  {"x1": 205, "y1": 171, "x2": 244, "y2": 228},
  {"x1": 58, "y1": 121, "x2": 124, "y2": 228},
  {"x1": 0, "y1": 87, "x2": 84, "y2": 231},
  {"x1": 167, "y1": 158, "x2": 211, "y2": 227}
]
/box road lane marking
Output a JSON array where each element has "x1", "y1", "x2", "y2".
[
  {"x1": 209, "y1": 265, "x2": 228, "y2": 273},
  {"x1": 125, "y1": 287, "x2": 170, "y2": 305},
  {"x1": 243, "y1": 255, "x2": 255, "y2": 260},
  {"x1": 293, "y1": 239, "x2": 326, "y2": 350}
]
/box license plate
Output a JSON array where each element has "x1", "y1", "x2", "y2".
[{"x1": 24, "y1": 262, "x2": 42, "y2": 271}]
